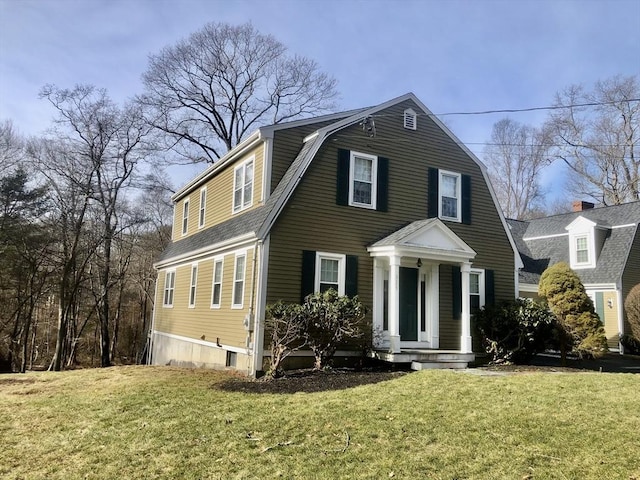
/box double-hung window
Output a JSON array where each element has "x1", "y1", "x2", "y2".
[
  {"x1": 198, "y1": 188, "x2": 207, "y2": 228},
  {"x1": 439, "y1": 170, "x2": 461, "y2": 221},
  {"x1": 163, "y1": 270, "x2": 175, "y2": 307},
  {"x1": 188, "y1": 264, "x2": 198, "y2": 308},
  {"x1": 349, "y1": 151, "x2": 377, "y2": 209},
  {"x1": 575, "y1": 235, "x2": 589, "y2": 264},
  {"x1": 233, "y1": 158, "x2": 254, "y2": 213},
  {"x1": 211, "y1": 259, "x2": 223, "y2": 308},
  {"x1": 469, "y1": 270, "x2": 485, "y2": 311},
  {"x1": 315, "y1": 252, "x2": 346, "y2": 295},
  {"x1": 232, "y1": 254, "x2": 246, "y2": 308},
  {"x1": 181, "y1": 198, "x2": 190, "y2": 235}
]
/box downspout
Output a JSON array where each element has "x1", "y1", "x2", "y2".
[
  {"x1": 246, "y1": 241, "x2": 260, "y2": 375},
  {"x1": 147, "y1": 273, "x2": 160, "y2": 366},
  {"x1": 617, "y1": 286, "x2": 624, "y2": 354}
]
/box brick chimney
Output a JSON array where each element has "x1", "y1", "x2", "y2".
[{"x1": 572, "y1": 200, "x2": 595, "y2": 212}]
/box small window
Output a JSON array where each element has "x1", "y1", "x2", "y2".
[
  {"x1": 181, "y1": 198, "x2": 190, "y2": 235},
  {"x1": 404, "y1": 108, "x2": 417, "y2": 130},
  {"x1": 163, "y1": 270, "x2": 175, "y2": 307},
  {"x1": 575, "y1": 235, "x2": 589, "y2": 264},
  {"x1": 349, "y1": 151, "x2": 377, "y2": 209},
  {"x1": 211, "y1": 259, "x2": 223, "y2": 308},
  {"x1": 469, "y1": 270, "x2": 485, "y2": 311},
  {"x1": 439, "y1": 171, "x2": 461, "y2": 222},
  {"x1": 188, "y1": 264, "x2": 198, "y2": 308},
  {"x1": 198, "y1": 187, "x2": 207, "y2": 228},
  {"x1": 233, "y1": 158, "x2": 254, "y2": 213},
  {"x1": 315, "y1": 252, "x2": 345, "y2": 295},
  {"x1": 226, "y1": 351, "x2": 237, "y2": 368},
  {"x1": 232, "y1": 254, "x2": 246, "y2": 308}
]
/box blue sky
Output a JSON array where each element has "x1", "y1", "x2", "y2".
[{"x1": 1, "y1": 0, "x2": 639, "y2": 198}]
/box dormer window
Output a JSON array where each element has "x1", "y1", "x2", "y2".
[
  {"x1": 566, "y1": 216, "x2": 600, "y2": 269},
  {"x1": 404, "y1": 108, "x2": 417, "y2": 130},
  {"x1": 233, "y1": 157, "x2": 254, "y2": 213}
]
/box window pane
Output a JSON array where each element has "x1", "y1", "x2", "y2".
[
  {"x1": 245, "y1": 162, "x2": 254, "y2": 185},
  {"x1": 214, "y1": 262, "x2": 222, "y2": 282},
  {"x1": 320, "y1": 258, "x2": 339, "y2": 283},
  {"x1": 235, "y1": 257, "x2": 245, "y2": 281},
  {"x1": 442, "y1": 196, "x2": 457, "y2": 218},
  {"x1": 319, "y1": 282, "x2": 335, "y2": 293},
  {"x1": 442, "y1": 175, "x2": 457, "y2": 197},
  {"x1": 470, "y1": 273, "x2": 479, "y2": 294},
  {"x1": 243, "y1": 183, "x2": 253, "y2": 207},
  {"x1": 353, "y1": 181, "x2": 372, "y2": 204},
  {"x1": 233, "y1": 280, "x2": 244, "y2": 305},
  {"x1": 576, "y1": 237, "x2": 589, "y2": 263},
  {"x1": 212, "y1": 284, "x2": 221, "y2": 305},
  {"x1": 354, "y1": 157, "x2": 372, "y2": 182}
]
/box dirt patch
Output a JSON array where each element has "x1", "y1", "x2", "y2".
[
  {"x1": 474, "y1": 353, "x2": 640, "y2": 375},
  {"x1": 219, "y1": 367, "x2": 411, "y2": 394},
  {"x1": 0, "y1": 377, "x2": 38, "y2": 387}
]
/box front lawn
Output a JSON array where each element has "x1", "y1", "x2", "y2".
[{"x1": 1, "y1": 366, "x2": 638, "y2": 479}]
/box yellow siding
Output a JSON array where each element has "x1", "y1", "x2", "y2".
[
  {"x1": 172, "y1": 145, "x2": 264, "y2": 241},
  {"x1": 154, "y1": 248, "x2": 256, "y2": 348},
  {"x1": 603, "y1": 291, "x2": 620, "y2": 348},
  {"x1": 622, "y1": 229, "x2": 640, "y2": 337}
]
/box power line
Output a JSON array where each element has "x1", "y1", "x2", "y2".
[{"x1": 368, "y1": 98, "x2": 640, "y2": 118}]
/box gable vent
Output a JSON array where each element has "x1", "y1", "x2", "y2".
[{"x1": 404, "y1": 108, "x2": 417, "y2": 130}]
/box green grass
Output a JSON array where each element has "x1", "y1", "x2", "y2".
[{"x1": 1, "y1": 366, "x2": 639, "y2": 479}]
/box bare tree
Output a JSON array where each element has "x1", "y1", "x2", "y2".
[
  {"x1": 39, "y1": 84, "x2": 150, "y2": 368},
  {"x1": 483, "y1": 118, "x2": 551, "y2": 219},
  {"x1": 139, "y1": 22, "x2": 338, "y2": 163},
  {"x1": 545, "y1": 75, "x2": 639, "y2": 205},
  {"x1": 0, "y1": 120, "x2": 24, "y2": 173}
]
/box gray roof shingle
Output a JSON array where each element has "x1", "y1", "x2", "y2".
[{"x1": 508, "y1": 202, "x2": 640, "y2": 286}]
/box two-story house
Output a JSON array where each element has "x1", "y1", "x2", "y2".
[
  {"x1": 508, "y1": 201, "x2": 640, "y2": 351},
  {"x1": 149, "y1": 93, "x2": 523, "y2": 376}
]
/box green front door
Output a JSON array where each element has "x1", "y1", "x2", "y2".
[{"x1": 399, "y1": 267, "x2": 418, "y2": 341}]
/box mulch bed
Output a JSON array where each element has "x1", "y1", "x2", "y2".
[{"x1": 218, "y1": 353, "x2": 640, "y2": 394}]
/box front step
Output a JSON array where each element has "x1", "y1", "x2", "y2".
[{"x1": 411, "y1": 361, "x2": 468, "y2": 370}]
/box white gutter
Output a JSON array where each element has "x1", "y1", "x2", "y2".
[{"x1": 153, "y1": 232, "x2": 257, "y2": 269}]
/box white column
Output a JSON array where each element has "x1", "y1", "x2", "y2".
[
  {"x1": 388, "y1": 255, "x2": 401, "y2": 353},
  {"x1": 430, "y1": 264, "x2": 439, "y2": 348},
  {"x1": 372, "y1": 258, "x2": 384, "y2": 348},
  {"x1": 460, "y1": 262, "x2": 472, "y2": 353}
]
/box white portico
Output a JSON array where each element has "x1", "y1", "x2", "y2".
[{"x1": 367, "y1": 219, "x2": 477, "y2": 357}]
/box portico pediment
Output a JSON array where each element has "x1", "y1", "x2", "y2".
[{"x1": 367, "y1": 218, "x2": 476, "y2": 262}]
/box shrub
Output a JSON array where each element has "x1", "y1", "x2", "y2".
[
  {"x1": 624, "y1": 283, "x2": 640, "y2": 340},
  {"x1": 265, "y1": 301, "x2": 306, "y2": 378},
  {"x1": 620, "y1": 334, "x2": 640, "y2": 355},
  {"x1": 299, "y1": 290, "x2": 366, "y2": 370},
  {"x1": 538, "y1": 262, "x2": 608, "y2": 361},
  {"x1": 474, "y1": 298, "x2": 555, "y2": 364}
]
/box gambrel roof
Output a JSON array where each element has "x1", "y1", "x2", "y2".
[
  {"x1": 508, "y1": 201, "x2": 640, "y2": 286},
  {"x1": 157, "y1": 93, "x2": 522, "y2": 268}
]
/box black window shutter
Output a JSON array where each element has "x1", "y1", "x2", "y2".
[
  {"x1": 345, "y1": 255, "x2": 358, "y2": 297},
  {"x1": 462, "y1": 174, "x2": 472, "y2": 224},
  {"x1": 376, "y1": 157, "x2": 389, "y2": 212},
  {"x1": 336, "y1": 149, "x2": 350, "y2": 206},
  {"x1": 301, "y1": 250, "x2": 316, "y2": 302},
  {"x1": 452, "y1": 265, "x2": 462, "y2": 320},
  {"x1": 428, "y1": 167, "x2": 439, "y2": 218},
  {"x1": 485, "y1": 269, "x2": 495, "y2": 307}
]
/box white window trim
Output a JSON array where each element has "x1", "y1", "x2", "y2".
[
  {"x1": 210, "y1": 257, "x2": 224, "y2": 309},
  {"x1": 181, "y1": 198, "x2": 190, "y2": 236},
  {"x1": 198, "y1": 187, "x2": 207, "y2": 229},
  {"x1": 188, "y1": 263, "x2": 198, "y2": 308},
  {"x1": 569, "y1": 231, "x2": 596, "y2": 269},
  {"x1": 163, "y1": 270, "x2": 176, "y2": 308},
  {"x1": 404, "y1": 108, "x2": 417, "y2": 130},
  {"x1": 469, "y1": 269, "x2": 485, "y2": 308},
  {"x1": 348, "y1": 151, "x2": 377, "y2": 209},
  {"x1": 438, "y1": 170, "x2": 462, "y2": 222},
  {"x1": 314, "y1": 252, "x2": 346, "y2": 295},
  {"x1": 232, "y1": 157, "x2": 255, "y2": 214},
  {"x1": 231, "y1": 253, "x2": 246, "y2": 309}
]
